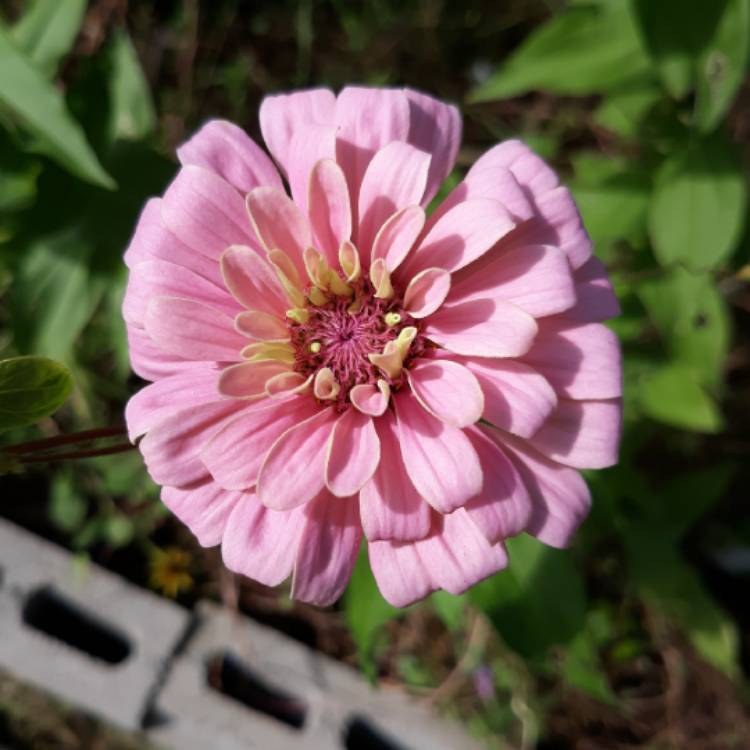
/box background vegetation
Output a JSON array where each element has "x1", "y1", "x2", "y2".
[{"x1": 1, "y1": 1, "x2": 749, "y2": 747}]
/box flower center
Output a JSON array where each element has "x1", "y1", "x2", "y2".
[{"x1": 288, "y1": 278, "x2": 424, "y2": 407}]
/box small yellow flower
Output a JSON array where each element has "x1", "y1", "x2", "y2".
[{"x1": 149, "y1": 546, "x2": 193, "y2": 598}]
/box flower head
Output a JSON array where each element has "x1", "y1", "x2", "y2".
[{"x1": 123, "y1": 86, "x2": 622, "y2": 607}]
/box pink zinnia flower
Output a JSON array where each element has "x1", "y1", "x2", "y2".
[{"x1": 123, "y1": 87, "x2": 622, "y2": 607}]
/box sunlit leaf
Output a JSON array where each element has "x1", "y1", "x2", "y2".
[
  {"x1": 649, "y1": 132, "x2": 746, "y2": 269},
  {"x1": 11, "y1": 0, "x2": 87, "y2": 77},
  {"x1": 468, "y1": 0, "x2": 650, "y2": 101},
  {"x1": 0, "y1": 355, "x2": 73, "y2": 432},
  {"x1": 0, "y1": 26, "x2": 115, "y2": 188}
]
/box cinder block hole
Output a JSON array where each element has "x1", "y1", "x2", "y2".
[
  {"x1": 343, "y1": 717, "x2": 408, "y2": 750},
  {"x1": 22, "y1": 586, "x2": 131, "y2": 665},
  {"x1": 206, "y1": 651, "x2": 307, "y2": 729}
]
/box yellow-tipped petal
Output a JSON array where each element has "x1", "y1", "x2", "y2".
[
  {"x1": 268, "y1": 248, "x2": 301, "y2": 287},
  {"x1": 328, "y1": 271, "x2": 353, "y2": 297},
  {"x1": 394, "y1": 325, "x2": 418, "y2": 359},
  {"x1": 309, "y1": 286, "x2": 329, "y2": 306},
  {"x1": 368, "y1": 341, "x2": 403, "y2": 379},
  {"x1": 339, "y1": 240, "x2": 361, "y2": 282},
  {"x1": 303, "y1": 247, "x2": 331, "y2": 289},
  {"x1": 241, "y1": 342, "x2": 296, "y2": 365},
  {"x1": 265, "y1": 371, "x2": 312, "y2": 398},
  {"x1": 314, "y1": 367, "x2": 340, "y2": 400},
  {"x1": 286, "y1": 307, "x2": 310, "y2": 325},
  {"x1": 347, "y1": 295, "x2": 365, "y2": 314},
  {"x1": 370, "y1": 258, "x2": 394, "y2": 299},
  {"x1": 384, "y1": 311, "x2": 402, "y2": 327}
]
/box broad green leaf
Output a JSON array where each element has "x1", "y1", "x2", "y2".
[
  {"x1": 344, "y1": 550, "x2": 400, "y2": 680},
  {"x1": 639, "y1": 364, "x2": 723, "y2": 433},
  {"x1": 593, "y1": 82, "x2": 661, "y2": 139},
  {"x1": 11, "y1": 0, "x2": 87, "y2": 78},
  {"x1": 0, "y1": 26, "x2": 115, "y2": 188},
  {"x1": 469, "y1": 535, "x2": 586, "y2": 659},
  {"x1": 0, "y1": 156, "x2": 39, "y2": 212},
  {"x1": 0, "y1": 355, "x2": 73, "y2": 431},
  {"x1": 627, "y1": 529, "x2": 739, "y2": 678},
  {"x1": 562, "y1": 619, "x2": 616, "y2": 704},
  {"x1": 468, "y1": 1, "x2": 650, "y2": 101},
  {"x1": 430, "y1": 590, "x2": 466, "y2": 632},
  {"x1": 108, "y1": 30, "x2": 156, "y2": 141},
  {"x1": 10, "y1": 228, "x2": 103, "y2": 361},
  {"x1": 649, "y1": 133, "x2": 746, "y2": 269},
  {"x1": 695, "y1": 0, "x2": 750, "y2": 133},
  {"x1": 638, "y1": 269, "x2": 730, "y2": 386},
  {"x1": 632, "y1": 0, "x2": 728, "y2": 99}
]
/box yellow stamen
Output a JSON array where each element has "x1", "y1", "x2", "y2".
[
  {"x1": 339, "y1": 240, "x2": 362, "y2": 282},
  {"x1": 384, "y1": 311, "x2": 402, "y2": 327},
  {"x1": 240, "y1": 342, "x2": 296, "y2": 365},
  {"x1": 314, "y1": 367, "x2": 340, "y2": 400},
  {"x1": 370, "y1": 258, "x2": 394, "y2": 299},
  {"x1": 309, "y1": 286, "x2": 329, "y2": 306},
  {"x1": 286, "y1": 308, "x2": 310, "y2": 325},
  {"x1": 309, "y1": 341, "x2": 322, "y2": 354}
]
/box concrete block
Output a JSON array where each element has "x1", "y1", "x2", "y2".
[
  {"x1": 0, "y1": 518, "x2": 189, "y2": 731},
  {"x1": 150, "y1": 601, "x2": 482, "y2": 750}
]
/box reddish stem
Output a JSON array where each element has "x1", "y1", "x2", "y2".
[
  {"x1": 17, "y1": 443, "x2": 136, "y2": 464},
  {"x1": 4, "y1": 426, "x2": 127, "y2": 455}
]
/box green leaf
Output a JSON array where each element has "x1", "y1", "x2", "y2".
[
  {"x1": 562, "y1": 612, "x2": 617, "y2": 704},
  {"x1": 430, "y1": 590, "x2": 466, "y2": 632},
  {"x1": 639, "y1": 364, "x2": 723, "y2": 433},
  {"x1": 0, "y1": 355, "x2": 73, "y2": 432},
  {"x1": 632, "y1": 0, "x2": 728, "y2": 99},
  {"x1": 10, "y1": 227, "x2": 103, "y2": 361},
  {"x1": 593, "y1": 81, "x2": 661, "y2": 139},
  {"x1": 344, "y1": 550, "x2": 400, "y2": 680},
  {"x1": 0, "y1": 26, "x2": 115, "y2": 188},
  {"x1": 468, "y1": 1, "x2": 650, "y2": 101},
  {"x1": 648, "y1": 132, "x2": 746, "y2": 269},
  {"x1": 11, "y1": 0, "x2": 87, "y2": 78},
  {"x1": 695, "y1": 0, "x2": 750, "y2": 133},
  {"x1": 103, "y1": 515, "x2": 135, "y2": 548},
  {"x1": 49, "y1": 472, "x2": 87, "y2": 532},
  {"x1": 107, "y1": 29, "x2": 156, "y2": 141},
  {"x1": 469, "y1": 535, "x2": 586, "y2": 659},
  {"x1": 638, "y1": 269, "x2": 731, "y2": 386}
]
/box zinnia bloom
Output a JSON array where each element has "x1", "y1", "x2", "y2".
[{"x1": 123, "y1": 87, "x2": 622, "y2": 607}]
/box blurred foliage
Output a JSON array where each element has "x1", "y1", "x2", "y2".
[{"x1": 0, "y1": 0, "x2": 750, "y2": 747}]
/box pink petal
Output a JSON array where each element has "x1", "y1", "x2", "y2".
[
  {"x1": 308, "y1": 159, "x2": 352, "y2": 263},
  {"x1": 394, "y1": 392, "x2": 482, "y2": 513},
  {"x1": 359, "y1": 412, "x2": 431, "y2": 541},
  {"x1": 218, "y1": 360, "x2": 292, "y2": 399},
  {"x1": 448, "y1": 244, "x2": 576, "y2": 319},
  {"x1": 222, "y1": 492, "x2": 306, "y2": 586},
  {"x1": 144, "y1": 297, "x2": 246, "y2": 362},
  {"x1": 403, "y1": 267, "x2": 451, "y2": 318},
  {"x1": 257, "y1": 408, "x2": 337, "y2": 510},
  {"x1": 235, "y1": 311, "x2": 289, "y2": 341},
  {"x1": 457, "y1": 356, "x2": 557, "y2": 438},
  {"x1": 125, "y1": 365, "x2": 222, "y2": 440},
  {"x1": 246, "y1": 187, "x2": 312, "y2": 278},
  {"x1": 291, "y1": 490, "x2": 363, "y2": 607},
  {"x1": 568, "y1": 256, "x2": 621, "y2": 323},
  {"x1": 407, "y1": 358, "x2": 483, "y2": 428},
  {"x1": 404, "y1": 89, "x2": 462, "y2": 205},
  {"x1": 126, "y1": 325, "x2": 192, "y2": 381},
  {"x1": 492, "y1": 429, "x2": 592, "y2": 549},
  {"x1": 123, "y1": 259, "x2": 239, "y2": 328},
  {"x1": 124, "y1": 199, "x2": 222, "y2": 286},
  {"x1": 529, "y1": 398, "x2": 622, "y2": 469},
  {"x1": 424, "y1": 298, "x2": 538, "y2": 358},
  {"x1": 402, "y1": 198, "x2": 516, "y2": 278},
  {"x1": 287, "y1": 124, "x2": 337, "y2": 213},
  {"x1": 325, "y1": 409, "x2": 381, "y2": 497},
  {"x1": 176, "y1": 119, "x2": 283, "y2": 194},
  {"x1": 139, "y1": 400, "x2": 242, "y2": 487},
  {"x1": 220, "y1": 245, "x2": 288, "y2": 316},
  {"x1": 463, "y1": 427, "x2": 531, "y2": 543},
  {"x1": 259, "y1": 88, "x2": 336, "y2": 177},
  {"x1": 335, "y1": 87, "x2": 411, "y2": 209},
  {"x1": 367, "y1": 536, "x2": 433, "y2": 607},
  {"x1": 370, "y1": 205, "x2": 426, "y2": 272},
  {"x1": 350, "y1": 382, "x2": 389, "y2": 416},
  {"x1": 202, "y1": 396, "x2": 320, "y2": 490},
  {"x1": 520, "y1": 319, "x2": 622, "y2": 399},
  {"x1": 162, "y1": 481, "x2": 245, "y2": 547},
  {"x1": 356, "y1": 142, "x2": 431, "y2": 261},
  {"x1": 161, "y1": 165, "x2": 258, "y2": 258}
]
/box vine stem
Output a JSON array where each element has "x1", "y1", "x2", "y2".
[{"x1": 4, "y1": 426, "x2": 127, "y2": 455}]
